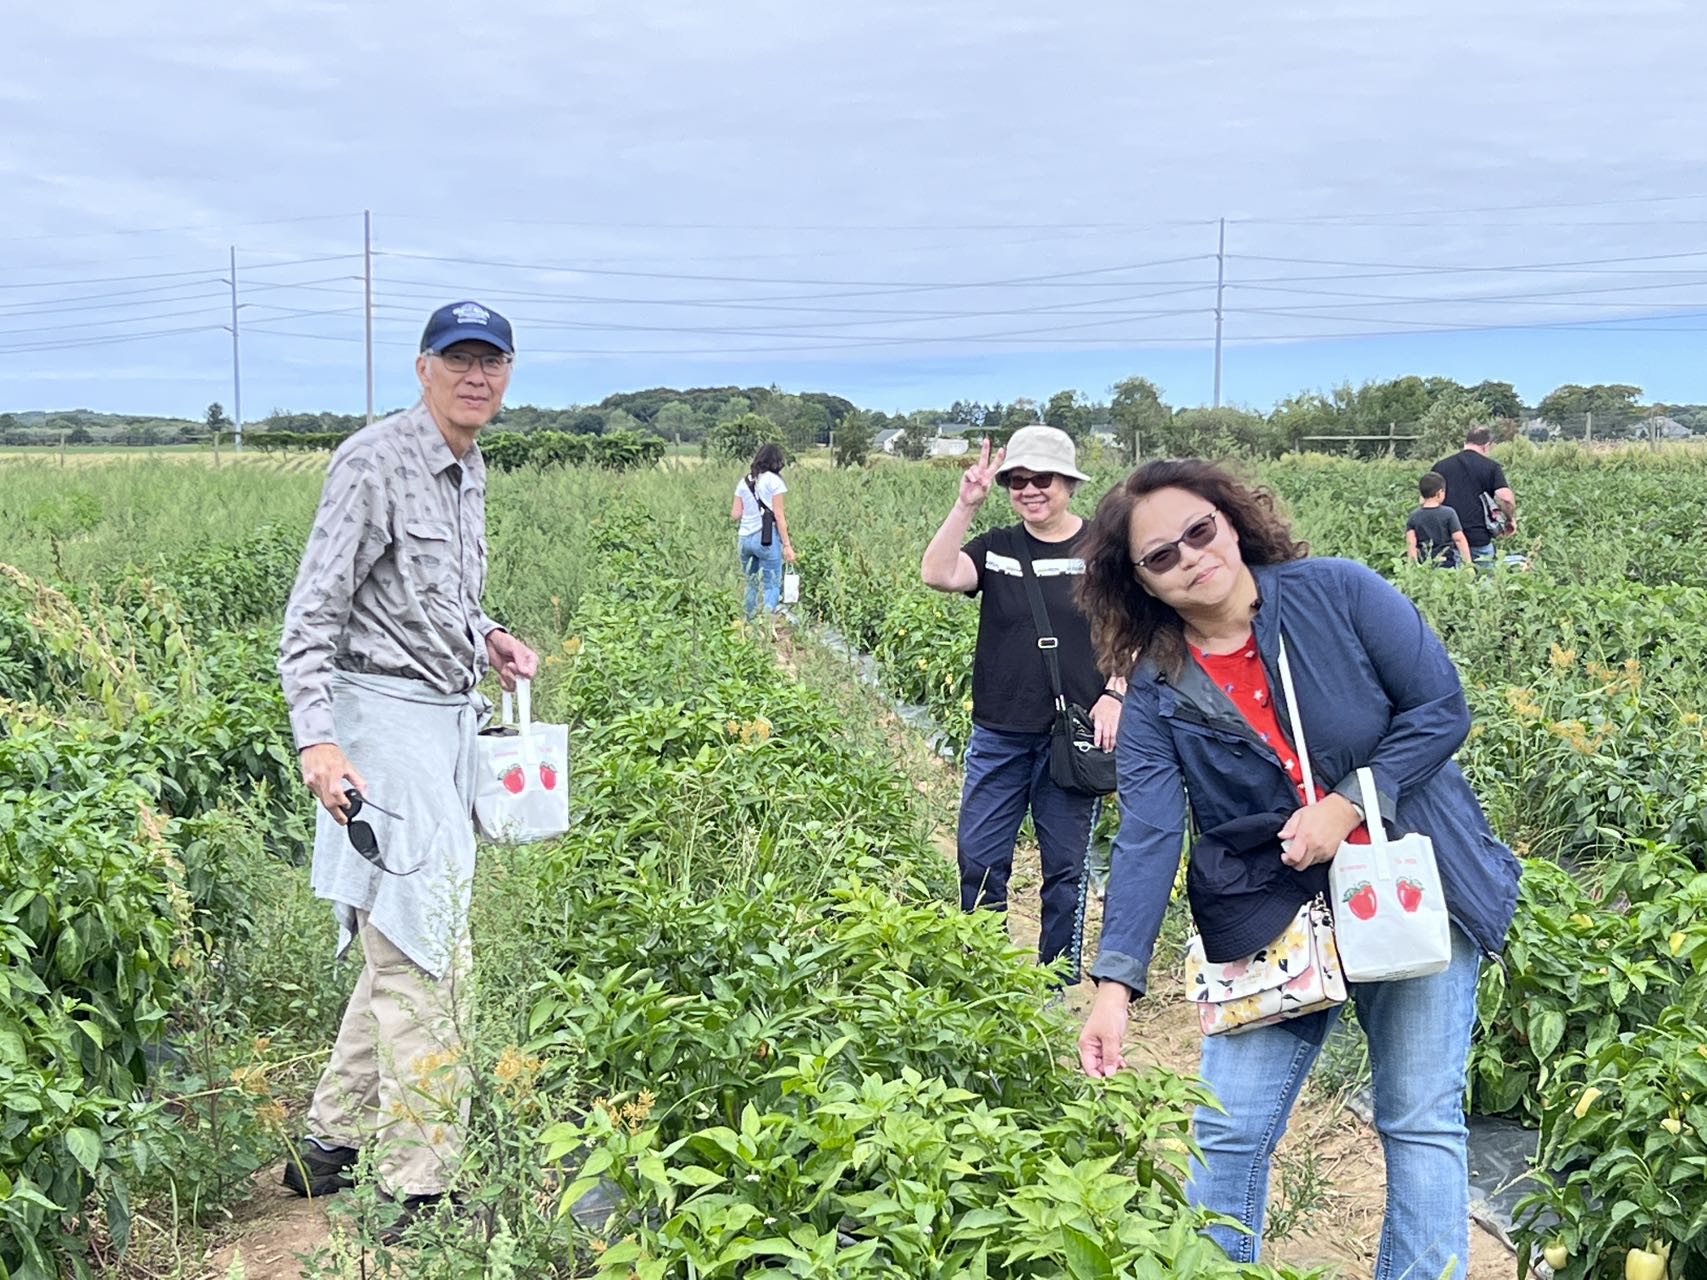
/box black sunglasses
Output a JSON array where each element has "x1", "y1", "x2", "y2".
[
  {"x1": 1135, "y1": 512, "x2": 1220, "y2": 575},
  {"x1": 341, "y1": 787, "x2": 421, "y2": 876},
  {"x1": 1001, "y1": 471, "x2": 1058, "y2": 492}
]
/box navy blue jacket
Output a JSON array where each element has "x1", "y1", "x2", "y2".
[{"x1": 1090, "y1": 557, "x2": 1521, "y2": 996}]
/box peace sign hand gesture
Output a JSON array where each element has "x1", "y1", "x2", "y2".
[{"x1": 958, "y1": 437, "x2": 1007, "y2": 510}]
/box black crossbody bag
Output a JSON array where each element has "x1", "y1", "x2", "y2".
[
  {"x1": 745, "y1": 475, "x2": 776, "y2": 547},
  {"x1": 1011, "y1": 532, "x2": 1118, "y2": 796}
]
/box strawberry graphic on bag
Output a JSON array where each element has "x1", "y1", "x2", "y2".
[
  {"x1": 539, "y1": 762, "x2": 558, "y2": 791},
  {"x1": 1343, "y1": 881, "x2": 1377, "y2": 921},
  {"x1": 500, "y1": 765, "x2": 525, "y2": 795},
  {"x1": 1397, "y1": 878, "x2": 1424, "y2": 913}
]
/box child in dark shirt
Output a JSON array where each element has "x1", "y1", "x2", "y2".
[{"x1": 1406, "y1": 472, "x2": 1472, "y2": 568}]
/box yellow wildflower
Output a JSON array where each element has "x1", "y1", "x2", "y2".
[{"x1": 494, "y1": 1044, "x2": 543, "y2": 1091}]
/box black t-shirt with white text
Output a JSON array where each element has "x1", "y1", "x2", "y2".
[
  {"x1": 1430, "y1": 450, "x2": 1509, "y2": 549},
  {"x1": 961, "y1": 523, "x2": 1104, "y2": 734}
]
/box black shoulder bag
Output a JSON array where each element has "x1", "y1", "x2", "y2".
[
  {"x1": 1011, "y1": 532, "x2": 1119, "y2": 796},
  {"x1": 745, "y1": 475, "x2": 776, "y2": 547}
]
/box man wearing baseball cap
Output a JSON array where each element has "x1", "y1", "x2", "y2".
[{"x1": 277, "y1": 301, "x2": 537, "y2": 1238}]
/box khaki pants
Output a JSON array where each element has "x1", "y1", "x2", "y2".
[{"x1": 305, "y1": 913, "x2": 471, "y2": 1196}]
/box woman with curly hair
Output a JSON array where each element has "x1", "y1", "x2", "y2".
[{"x1": 1074, "y1": 459, "x2": 1518, "y2": 1279}]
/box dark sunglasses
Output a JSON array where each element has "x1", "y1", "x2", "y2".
[
  {"x1": 341, "y1": 787, "x2": 421, "y2": 876},
  {"x1": 1135, "y1": 512, "x2": 1220, "y2": 575},
  {"x1": 1001, "y1": 471, "x2": 1058, "y2": 492}
]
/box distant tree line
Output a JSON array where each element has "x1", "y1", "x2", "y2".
[{"x1": 4, "y1": 377, "x2": 1705, "y2": 461}]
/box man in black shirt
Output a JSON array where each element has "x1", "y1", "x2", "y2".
[{"x1": 1431, "y1": 426, "x2": 1517, "y2": 567}]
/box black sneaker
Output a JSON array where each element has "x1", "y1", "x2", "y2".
[{"x1": 281, "y1": 1138, "x2": 359, "y2": 1197}]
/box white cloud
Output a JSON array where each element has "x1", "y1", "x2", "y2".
[{"x1": 4, "y1": 0, "x2": 1707, "y2": 413}]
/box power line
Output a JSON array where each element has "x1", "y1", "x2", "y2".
[
  {"x1": 0, "y1": 212, "x2": 359, "y2": 245},
  {"x1": 0, "y1": 302, "x2": 234, "y2": 339},
  {"x1": 363, "y1": 284, "x2": 1218, "y2": 333},
  {"x1": 0, "y1": 322, "x2": 231, "y2": 356},
  {"x1": 0, "y1": 254, "x2": 362, "y2": 293},
  {"x1": 1231, "y1": 249, "x2": 1707, "y2": 276},
  {"x1": 1234, "y1": 279, "x2": 1707, "y2": 310},
  {"x1": 376, "y1": 210, "x2": 1220, "y2": 233},
  {"x1": 363, "y1": 273, "x2": 1215, "y2": 314},
  {"x1": 0, "y1": 284, "x2": 230, "y2": 319},
  {"x1": 375, "y1": 249, "x2": 1217, "y2": 292},
  {"x1": 1235, "y1": 191, "x2": 1707, "y2": 225}
]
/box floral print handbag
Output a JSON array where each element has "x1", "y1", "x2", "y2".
[{"x1": 1185, "y1": 895, "x2": 1347, "y2": 1036}]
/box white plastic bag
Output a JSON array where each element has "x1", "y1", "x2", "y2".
[
  {"x1": 781, "y1": 570, "x2": 800, "y2": 605},
  {"x1": 474, "y1": 678, "x2": 569, "y2": 843},
  {"x1": 1327, "y1": 768, "x2": 1452, "y2": 982}
]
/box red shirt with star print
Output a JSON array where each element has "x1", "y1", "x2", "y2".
[{"x1": 1195, "y1": 634, "x2": 1369, "y2": 843}]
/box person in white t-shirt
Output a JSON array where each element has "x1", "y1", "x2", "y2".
[{"x1": 729, "y1": 442, "x2": 795, "y2": 618}]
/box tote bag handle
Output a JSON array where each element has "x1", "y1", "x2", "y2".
[{"x1": 499, "y1": 678, "x2": 534, "y2": 734}]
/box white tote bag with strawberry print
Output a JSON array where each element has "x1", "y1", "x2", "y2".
[
  {"x1": 1326, "y1": 768, "x2": 1452, "y2": 983},
  {"x1": 474, "y1": 678, "x2": 570, "y2": 843}
]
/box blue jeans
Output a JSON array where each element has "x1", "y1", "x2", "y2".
[
  {"x1": 1469, "y1": 542, "x2": 1496, "y2": 568},
  {"x1": 738, "y1": 532, "x2": 782, "y2": 618},
  {"x1": 956, "y1": 725, "x2": 1100, "y2": 984},
  {"x1": 1190, "y1": 926, "x2": 1481, "y2": 1278}
]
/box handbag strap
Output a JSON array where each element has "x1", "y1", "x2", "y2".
[
  {"x1": 744, "y1": 475, "x2": 775, "y2": 520},
  {"x1": 1274, "y1": 636, "x2": 1317, "y2": 804},
  {"x1": 1010, "y1": 531, "x2": 1067, "y2": 712}
]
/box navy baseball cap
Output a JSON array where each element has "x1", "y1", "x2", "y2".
[{"x1": 419, "y1": 301, "x2": 514, "y2": 355}]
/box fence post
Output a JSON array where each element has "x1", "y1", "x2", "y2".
[
  {"x1": 1387, "y1": 421, "x2": 1396, "y2": 458},
  {"x1": 58, "y1": 430, "x2": 66, "y2": 467}
]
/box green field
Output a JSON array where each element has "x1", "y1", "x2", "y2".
[{"x1": 2, "y1": 445, "x2": 1705, "y2": 1278}]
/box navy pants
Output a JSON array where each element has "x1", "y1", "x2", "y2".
[{"x1": 956, "y1": 725, "x2": 1100, "y2": 984}]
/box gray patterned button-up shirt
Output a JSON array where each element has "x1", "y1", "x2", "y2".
[{"x1": 279, "y1": 400, "x2": 500, "y2": 750}]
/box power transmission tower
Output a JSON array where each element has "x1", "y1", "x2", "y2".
[
  {"x1": 225, "y1": 246, "x2": 243, "y2": 452},
  {"x1": 1212, "y1": 217, "x2": 1226, "y2": 408},
  {"x1": 364, "y1": 210, "x2": 375, "y2": 424}
]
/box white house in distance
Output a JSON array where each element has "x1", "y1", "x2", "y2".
[{"x1": 875, "y1": 426, "x2": 970, "y2": 457}]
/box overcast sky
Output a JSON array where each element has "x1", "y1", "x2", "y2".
[{"x1": 5, "y1": 0, "x2": 1706, "y2": 419}]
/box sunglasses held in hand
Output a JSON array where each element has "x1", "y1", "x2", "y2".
[{"x1": 341, "y1": 787, "x2": 422, "y2": 876}]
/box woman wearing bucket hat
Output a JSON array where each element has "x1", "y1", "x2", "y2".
[{"x1": 920, "y1": 425, "x2": 1123, "y2": 986}]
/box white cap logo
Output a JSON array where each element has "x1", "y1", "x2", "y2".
[{"x1": 451, "y1": 303, "x2": 490, "y2": 326}]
